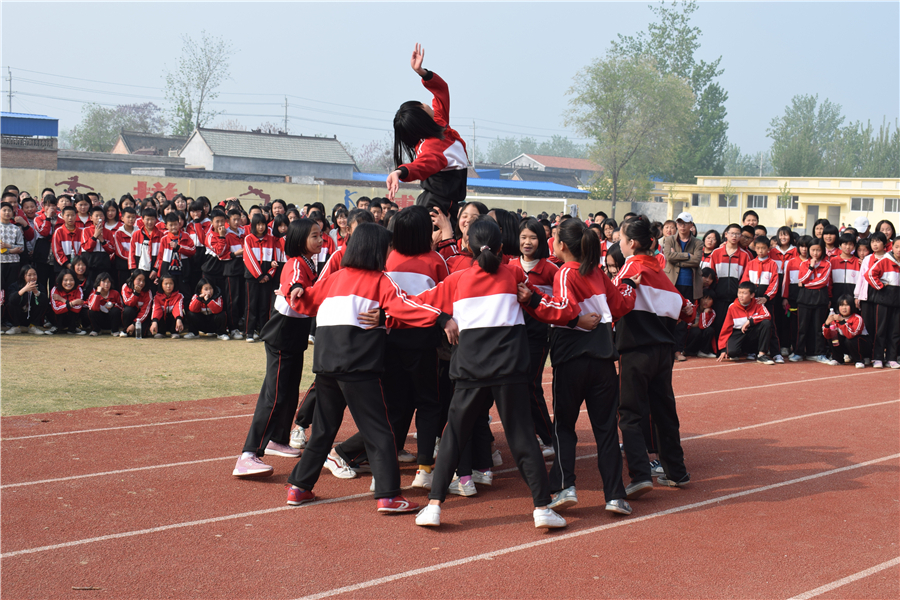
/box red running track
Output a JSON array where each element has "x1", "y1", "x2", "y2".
[{"x1": 1, "y1": 361, "x2": 898, "y2": 599}]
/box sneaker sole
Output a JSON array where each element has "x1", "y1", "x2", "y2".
[
  {"x1": 287, "y1": 496, "x2": 315, "y2": 506},
  {"x1": 264, "y1": 448, "x2": 302, "y2": 458},
  {"x1": 448, "y1": 488, "x2": 477, "y2": 497},
  {"x1": 548, "y1": 497, "x2": 577, "y2": 511},
  {"x1": 625, "y1": 481, "x2": 654, "y2": 499},
  {"x1": 658, "y1": 477, "x2": 691, "y2": 488},
  {"x1": 411, "y1": 480, "x2": 433, "y2": 490},
  {"x1": 416, "y1": 518, "x2": 441, "y2": 526},
  {"x1": 535, "y1": 519, "x2": 567, "y2": 529},
  {"x1": 288, "y1": 441, "x2": 306, "y2": 450},
  {"x1": 233, "y1": 468, "x2": 274, "y2": 478},
  {"x1": 377, "y1": 506, "x2": 419, "y2": 514},
  {"x1": 605, "y1": 503, "x2": 632, "y2": 515}
]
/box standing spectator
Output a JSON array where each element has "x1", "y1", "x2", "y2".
[
  {"x1": 663, "y1": 212, "x2": 702, "y2": 361},
  {"x1": 0, "y1": 203, "x2": 25, "y2": 294}
]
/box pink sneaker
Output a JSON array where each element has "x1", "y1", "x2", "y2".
[
  {"x1": 286, "y1": 486, "x2": 316, "y2": 506},
  {"x1": 376, "y1": 496, "x2": 419, "y2": 513},
  {"x1": 889, "y1": 361, "x2": 900, "y2": 370},
  {"x1": 232, "y1": 455, "x2": 274, "y2": 478},
  {"x1": 265, "y1": 440, "x2": 301, "y2": 458}
]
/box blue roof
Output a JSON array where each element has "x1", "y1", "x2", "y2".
[
  {"x1": 1, "y1": 112, "x2": 59, "y2": 137},
  {"x1": 352, "y1": 172, "x2": 587, "y2": 195},
  {"x1": 1, "y1": 112, "x2": 57, "y2": 120}
]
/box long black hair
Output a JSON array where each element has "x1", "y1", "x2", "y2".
[
  {"x1": 556, "y1": 217, "x2": 601, "y2": 275},
  {"x1": 620, "y1": 215, "x2": 660, "y2": 255},
  {"x1": 388, "y1": 206, "x2": 432, "y2": 256},
  {"x1": 518, "y1": 217, "x2": 549, "y2": 259},
  {"x1": 342, "y1": 223, "x2": 392, "y2": 272},
  {"x1": 490, "y1": 208, "x2": 521, "y2": 258},
  {"x1": 393, "y1": 101, "x2": 445, "y2": 167},
  {"x1": 467, "y1": 217, "x2": 503, "y2": 274}
]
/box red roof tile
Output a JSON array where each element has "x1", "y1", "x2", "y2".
[{"x1": 520, "y1": 154, "x2": 602, "y2": 172}]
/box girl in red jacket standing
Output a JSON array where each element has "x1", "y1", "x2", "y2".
[
  {"x1": 386, "y1": 44, "x2": 468, "y2": 219},
  {"x1": 614, "y1": 217, "x2": 694, "y2": 497},
  {"x1": 243, "y1": 213, "x2": 279, "y2": 341},
  {"x1": 790, "y1": 238, "x2": 832, "y2": 363}
]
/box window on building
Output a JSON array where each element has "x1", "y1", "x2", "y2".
[
  {"x1": 851, "y1": 197, "x2": 874, "y2": 212},
  {"x1": 747, "y1": 195, "x2": 768, "y2": 209},
  {"x1": 884, "y1": 198, "x2": 900, "y2": 213},
  {"x1": 691, "y1": 193, "x2": 710, "y2": 207},
  {"x1": 777, "y1": 195, "x2": 799, "y2": 210},
  {"x1": 718, "y1": 194, "x2": 737, "y2": 207},
  {"x1": 653, "y1": 195, "x2": 666, "y2": 203}
]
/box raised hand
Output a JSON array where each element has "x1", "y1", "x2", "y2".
[
  {"x1": 386, "y1": 171, "x2": 400, "y2": 201},
  {"x1": 411, "y1": 43, "x2": 426, "y2": 76}
]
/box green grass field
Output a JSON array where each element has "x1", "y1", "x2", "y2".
[{"x1": 0, "y1": 335, "x2": 315, "y2": 416}]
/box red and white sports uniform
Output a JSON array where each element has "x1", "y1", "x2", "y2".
[
  {"x1": 770, "y1": 245, "x2": 797, "y2": 276},
  {"x1": 113, "y1": 227, "x2": 136, "y2": 263},
  {"x1": 51, "y1": 226, "x2": 82, "y2": 267},
  {"x1": 243, "y1": 233, "x2": 279, "y2": 280},
  {"x1": 129, "y1": 226, "x2": 165, "y2": 271},
  {"x1": 741, "y1": 256, "x2": 780, "y2": 301},
  {"x1": 708, "y1": 246, "x2": 749, "y2": 300},
  {"x1": 122, "y1": 283, "x2": 153, "y2": 323},
  {"x1": 87, "y1": 290, "x2": 123, "y2": 312},
  {"x1": 830, "y1": 255, "x2": 860, "y2": 302},
  {"x1": 189, "y1": 293, "x2": 224, "y2": 315},
  {"x1": 717, "y1": 298, "x2": 771, "y2": 351},
  {"x1": 50, "y1": 286, "x2": 83, "y2": 314},
  {"x1": 155, "y1": 231, "x2": 196, "y2": 275},
  {"x1": 151, "y1": 291, "x2": 185, "y2": 321}
]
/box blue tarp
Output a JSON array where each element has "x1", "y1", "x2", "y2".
[
  {"x1": 1, "y1": 112, "x2": 58, "y2": 137},
  {"x1": 352, "y1": 172, "x2": 587, "y2": 195},
  {"x1": 474, "y1": 168, "x2": 501, "y2": 179}
]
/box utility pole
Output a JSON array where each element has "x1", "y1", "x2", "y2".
[
  {"x1": 7, "y1": 68, "x2": 12, "y2": 113},
  {"x1": 471, "y1": 120, "x2": 476, "y2": 170},
  {"x1": 284, "y1": 97, "x2": 288, "y2": 134}
]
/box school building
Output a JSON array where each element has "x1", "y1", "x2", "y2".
[{"x1": 660, "y1": 175, "x2": 900, "y2": 233}]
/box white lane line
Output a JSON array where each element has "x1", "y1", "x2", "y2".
[
  {"x1": 786, "y1": 557, "x2": 900, "y2": 600},
  {"x1": 291, "y1": 454, "x2": 900, "y2": 600},
  {"x1": 1, "y1": 413, "x2": 254, "y2": 441},
  {"x1": 678, "y1": 370, "x2": 891, "y2": 399},
  {"x1": 0, "y1": 456, "x2": 234, "y2": 489},
  {"x1": 6, "y1": 399, "x2": 897, "y2": 489}
]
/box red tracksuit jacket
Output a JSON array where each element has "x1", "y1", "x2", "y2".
[
  {"x1": 718, "y1": 298, "x2": 772, "y2": 352},
  {"x1": 122, "y1": 283, "x2": 153, "y2": 323},
  {"x1": 80, "y1": 224, "x2": 115, "y2": 259},
  {"x1": 798, "y1": 259, "x2": 832, "y2": 306},
  {"x1": 129, "y1": 226, "x2": 165, "y2": 271},
  {"x1": 741, "y1": 256, "x2": 780, "y2": 300},
  {"x1": 155, "y1": 231, "x2": 196, "y2": 275},
  {"x1": 87, "y1": 290, "x2": 123, "y2": 312},
  {"x1": 864, "y1": 254, "x2": 900, "y2": 307},
  {"x1": 51, "y1": 226, "x2": 82, "y2": 267},
  {"x1": 189, "y1": 292, "x2": 224, "y2": 315},
  {"x1": 243, "y1": 233, "x2": 279, "y2": 280},
  {"x1": 708, "y1": 245, "x2": 750, "y2": 300},
  {"x1": 50, "y1": 286, "x2": 83, "y2": 314},
  {"x1": 151, "y1": 291, "x2": 185, "y2": 322}
]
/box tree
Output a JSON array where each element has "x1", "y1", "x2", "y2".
[
  {"x1": 612, "y1": 0, "x2": 729, "y2": 181},
  {"x1": 724, "y1": 143, "x2": 774, "y2": 177},
  {"x1": 767, "y1": 94, "x2": 844, "y2": 176},
  {"x1": 565, "y1": 52, "x2": 694, "y2": 212},
  {"x1": 69, "y1": 102, "x2": 166, "y2": 152},
  {"x1": 255, "y1": 121, "x2": 287, "y2": 135},
  {"x1": 345, "y1": 135, "x2": 394, "y2": 173},
  {"x1": 212, "y1": 118, "x2": 247, "y2": 131},
  {"x1": 164, "y1": 31, "x2": 234, "y2": 136}
]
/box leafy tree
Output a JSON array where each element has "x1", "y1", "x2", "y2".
[
  {"x1": 164, "y1": 31, "x2": 234, "y2": 136},
  {"x1": 767, "y1": 94, "x2": 844, "y2": 176},
  {"x1": 69, "y1": 102, "x2": 166, "y2": 152},
  {"x1": 612, "y1": 0, "x2": 729, "y2": 181},
  {"x1": 565, "y1": 52, "x2": 694, "y2": 211},
  {"x1": 724, "y1": 143, "x2": 773, "y2": 177}
]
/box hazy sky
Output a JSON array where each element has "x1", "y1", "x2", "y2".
[{"x1": 3, "y1": 1, "x2": 898, "y2": 158}]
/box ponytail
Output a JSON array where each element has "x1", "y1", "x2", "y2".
[
  {"x1": 557, "y1": 218, "x2": 600, "y2": 275},
  {"x1": 620, "y1": 215, "x2": 658, "y2": 255},
  {"x1": 468, "y1": 217, "x2": 503, "y2": 274}
]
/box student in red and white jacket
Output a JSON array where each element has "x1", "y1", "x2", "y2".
[
  {"x1": 822, "y1": 295, "x2": 870, "y2": 367},
  {"x1": 770, "y1": 226, "x2": 797, "y2": 277},
  {"x1": 49, "y1": 268, "x2": 85, "y2": 335},
  {"x1": 235, "y1": 221, "x2": 321, "y2": 480},
  {"x1": 515, "y1": 217, "x2": 559, "y2": 457},
  {"x1": 187, "y1": 278, "x2": 228, "y2": 340},
  {"x1": 186, "y1": 201, "x2": 212, "y2": 293},
  {"x1": 522, "y1": 217, "x2": 637, "y2": 516},
  {"x1": 113, "y1": 208, "x2": 137, "y2": 290},
  {"x1": 386, "y1": 45, "x2": 468, "y2": 218},
  {"x1": 684, "y1": 294, "x2": 716, "y2": 357},
  {"x1": 243, "y1": 214, "x2": 279, "y2": 340},
  {"x1": 51, "y1": 206, "x2": 83, "y2": 274},
  {"x1": 717, "y1": 281, "x2": 775, "y2": 363},
  {"x1": 156, "y1": 213, "x2": 196, "y2": 298},
  {"x1": 121, "y1": 271, "x2": 152, "y2": 337},
  {"x1": 128, "y1": 208, "x2": 164, "y2": 289},
  {"x1": 285, "y1": 223, "x2": 447, "y2": 514},
  {"x1": 223, "y1": 209, "x2": 247, "y2": 337},
  {"x1": 708, "y1": 224, "x2": 750, "y2": 338},
  {"x1": 613, "y1": 216, "x2": 694, "y2": 493},
  {"x1": 80, "y1": 206, "x2": 115, "y2": 285},
  {"x1": 408, "y1": 218, "x2": 564, "y2": 529},
  {"x1": 33, "y1": 196, "x2": 62, "y2": 296},
  {"x1": 781, "y1": 236, "x2": 812, "y2": 355},
  {"x1": 830, "y1": 233, "x2": 860, "y2": 311},
  {"x1": 332, "y1": 207, "x2": 451, "y2": 485},
  {"x1": 86, "y1": 272, "x2": 123, "y2": 336},
  {"x1": 741, "y1": 236, "x2": 780, "y2": 303},
  {"x1": 863, "y1": 237, "x2": 900, "y2": 368},
  {"x1": 790, "y1": 238, "x2": 832, "y2": 362},
  {"x1": 149, "y1": 275, "x2": 185, "y2": 338}
]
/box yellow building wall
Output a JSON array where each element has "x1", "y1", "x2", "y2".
[{"x1": 660, "y1": 176, "x2": 900, "y2": 232}]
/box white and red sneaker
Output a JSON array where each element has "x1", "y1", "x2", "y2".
[{"x1": 376, "y1": 496, "x2": 419, "y2": 513}]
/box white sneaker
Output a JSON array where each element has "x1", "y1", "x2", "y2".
[
  {"x1": 416, "y1": 504, "x2": 441, "y2": 527},
  {"x1": 697, "y1": 351, "x2": 717, "y2": 359},
  {"x1": 231, "y1": 329, "x2": 243, "y2": 340},
  {"x1": 471, "y1": 469, "x2": 493, "y2": 486},
  {"x1": 539, "y1": 439, "x2": 555, "y2": 459},
  {"x1": 534, "y1": 507, "x2": 566, "y2": 529},
  {"x1": 873, "y1": 360, "x2": 884, "y2": 369},
  {"x1": 448, "y1": 476, "x2": 477, "y2": 497},
  {"x1": 890, "y1": 361, "x2": 900, "y2": 370},
  {"x1": 5, "y1": 326, "x2": 21, "y2": 335},
  {"x1": 827, "y1": 359, "x2": 840, "y2": 366},
  {"x1": 855, "y1": 362, "x2": 865, "y2": 369},
  {"x1": 246, "y1": 337, "x2": 257, "y2": 343},
  {"x1": 153, "y1": 333, "x2": 164, "y2": 339},
  {"x1": 253, "y1": 332, "x2": 260, "y2": 340},
  {"x1": 27, "y1": 325, "x2": 44, "y2": 335},
  {"x1": 492, "y1": 449, "x2": 503, "y2": 467},
  {"x1": 171, "y1": 333, "x2": 181, "y2": 339},
  {"x1": 182, "y1": 332, "x2": 197, "y2": 339},
  {"x1": 843, "y1": 354, "x2": 851, "y2": 364},
  {"x1": 433, "y1": 437, "x2": 440, "y2": 459},
  {"x1": 118, "y1": 331, "x2": 128, "y2": 338},
  {"x1": 217, "y1": 334, "x2": 230, "y2": 341},
  {"x1": 89, "y1": 331, "x2": 99, "y2": 337},
  {"x1": 397, "y1": 448, "x2": 416, "y2": 463},
  {"x1": 323, "y1": 452, "x2": 358, "y2": 479},
  {"x1": 780, "y1": 347, "x2": 790, "y2": 357},
  {"x1": 411, "y1": 469, "x2": 433, "y2": 489},
  {"x1": 75, "y1": 329, "x2": 88, "y2": 336},
  {"x1": 289, "y1": 427, "x2": 307, "y2": 450},
  {"x1": 605, "y1": 499, "x2": 633, "y2": 515},
  {"x1": 308, "y1": 335, "x2": 315, "y2": 345},
  {"x1": 773, "y1": 355, "x2": 784, "y2": 364}
]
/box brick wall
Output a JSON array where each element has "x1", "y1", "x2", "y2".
[{"x1": 0, "y1": 147, "x2": 58, "y2": 170}]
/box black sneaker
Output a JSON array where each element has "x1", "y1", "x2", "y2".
[
  {"x1": 625, "y1": 480, "x2": 654, "y2": 499},
  {"x1": 657, "y1": 473, "x2": 691, "y2": 488},
  {"x1": 756, "y1": 355, "x2": 775, "y2": 365}
]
